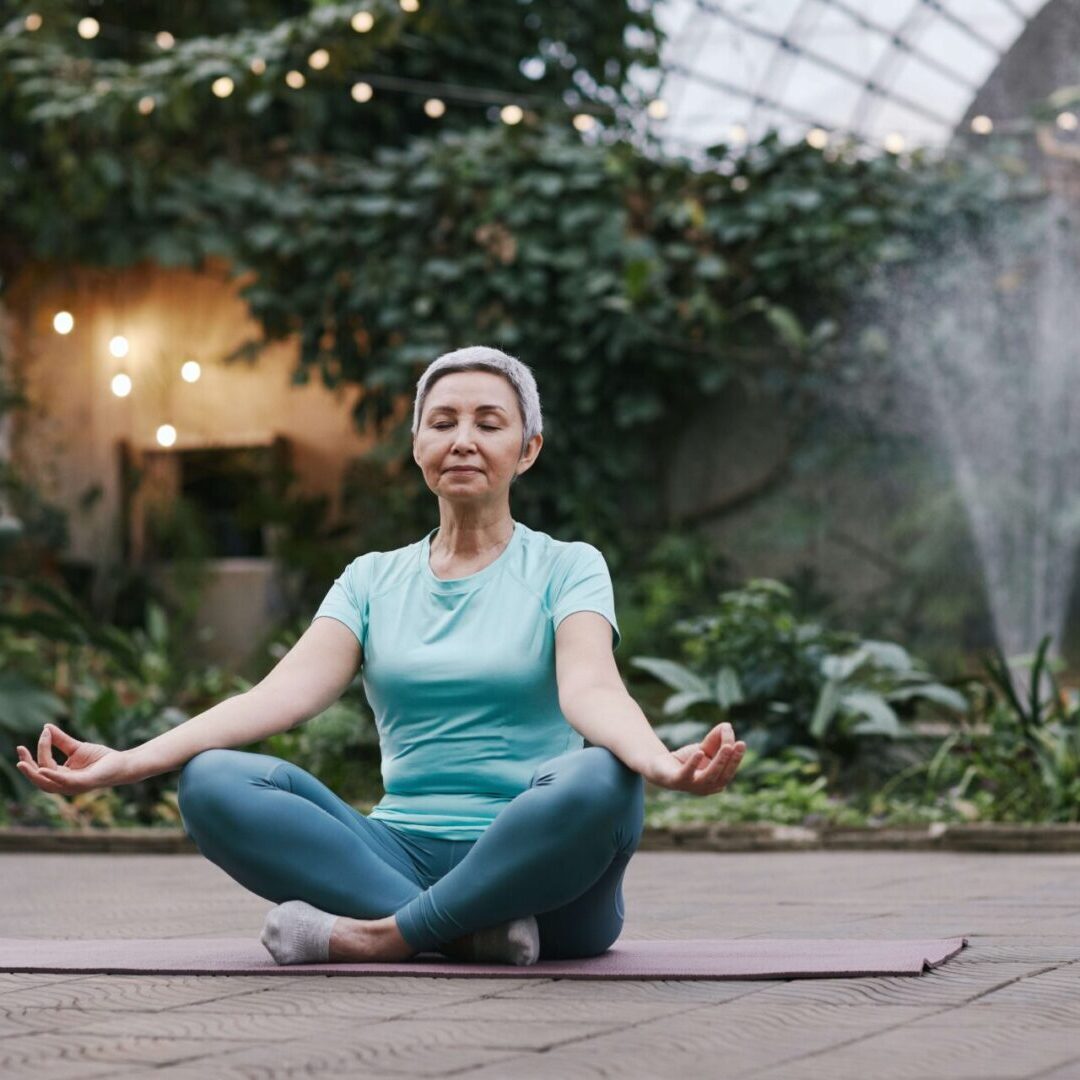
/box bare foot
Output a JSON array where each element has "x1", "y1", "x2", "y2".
[{"x1": 328, "y1": 914, "x2": 417, "y2": 962}]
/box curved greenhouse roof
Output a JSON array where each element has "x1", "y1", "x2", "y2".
[{"x1": 646, "y1": 0, "x2": 1050, "y2": 154}]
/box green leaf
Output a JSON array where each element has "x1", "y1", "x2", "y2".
[{"x1": 629, "y1": 656, "x2": 711, "y2": 695}]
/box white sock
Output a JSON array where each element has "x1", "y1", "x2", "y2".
[
  {"x1": 260, "y1": 899, "x2": 338, "y2": 965},
  {"x1": 440, "y1": 915, "x2": 541, "y2": 966}
]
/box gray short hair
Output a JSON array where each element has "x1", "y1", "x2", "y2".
[{"x1": 411, "y1": 346, "x2": 543, "y2": 477}]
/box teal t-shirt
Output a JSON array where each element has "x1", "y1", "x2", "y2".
[{"x1": 311, "y1": 519, "x2": 621, "y2": 839}]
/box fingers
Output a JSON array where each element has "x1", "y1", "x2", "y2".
[
  {"x1": 15, "y1": 747, "x2": 64, "y2": 794},
  {"x1": 692, "y1": 723, "x2": 746, "y2": 791},
  {"x1": 37, "y1": 725, "x2": 59, "y2": 770}
]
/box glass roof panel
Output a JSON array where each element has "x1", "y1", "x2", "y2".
[{"x1": 642, "y1": 0, "x2": 1052, "y2": 156}]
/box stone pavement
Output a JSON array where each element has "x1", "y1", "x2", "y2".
[{"x1": 4, "y1": 850, "x2": 1080, "y2": 1079}]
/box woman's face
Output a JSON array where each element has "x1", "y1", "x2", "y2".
[{"x1": 413, "y1": 370, "x2": 542, "y2": 505}]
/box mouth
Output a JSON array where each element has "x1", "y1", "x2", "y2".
[{"x1": 446, "y1": 467, "x2": 480, "y2": 473}]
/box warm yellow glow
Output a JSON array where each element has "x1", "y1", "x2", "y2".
[
  {"x1": 109, "y1": 335, "x2": 129, "y2": 359},
  {"x1": 729, "y1": 123, "x2": 748, "y2": 144},
  {"x1": 971, "y1": 114, "x2": 993, "y2": 134},
  {"x1": 137, "y1": 95, "x2": 156, "y2": 115},
  {"x1": 351, "y1": 11, "x2": 374, "y2": 32},
  {"x1": 24, "y1": 13, "x2": 42, "y2": 31},
  {"x1": 286, "y1": 70, "x2": 306, "y2": 90},
  {"x1": 181, "y1": 360, "x2": 201, "y2": 383},
  {"x1": 250, "y1": 57, "x2": 266, "y2": 75},
  {"x1": 424, "y1": 98, "x2": 445, "y2": 118},
  {"x1": 156, "y1": 31, "x2": 175, "y2": 50},
  {"x1": 806, "y1": 127, "x2": 828, "y2": 149},
  {"x1": 111, "y1": 373, "x2": 132, "y2": 398},
  {"x1": 572, "y1": 113, "x2": 595, "y2": 132},
  {"x1": 1058, "y1": 111, "x2": 1078, "y2": 131},
  {"x1": 77, "y1": 17, "x2": 100, "y2": 39},
  {"x1": 647, "y1": 98, "x2": 668, "y2": 120},
  {"x1": 400, "y1": 0, "x2": 419, "y2": 11},
  {"x1": 350, "y1": 81, "x2": 373, "y2": 103},
  {"x1": 308, "y1": 48, "x2": 330, "y2": 70},
  {"x1": 156, "y1": 424, "x2": 177, "y2": 448},
  {"x1": 884, "y1": 132, "x2": 906, "y2": 154},
  {"x1": 500, "y1": 104, "x2": 523, "y2": 125},
  {"x1": 52, "y1": 311, "x2": 74, "y2": 335},
  {"x1": 212, "y1": 76, "x2": 235, "y2": 98}
]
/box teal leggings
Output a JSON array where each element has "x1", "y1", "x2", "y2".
[{"x1": 176, "y1": 745, "x2": 645, "y2": 959}]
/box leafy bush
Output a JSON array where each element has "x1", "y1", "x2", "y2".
[{"x1": 634, "y1": 579, "x2": 967, "y2": 772}]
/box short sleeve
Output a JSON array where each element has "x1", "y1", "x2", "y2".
[
  {"x1": 550, "y1": 542, "x2": 621, "y2": 651},
  {"x1": 312, "y1": 553, "x2": 371, "y2": 652}
]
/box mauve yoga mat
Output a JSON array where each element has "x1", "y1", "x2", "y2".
[{"x1": 0, "y1": 937, "x2": 967, "y2": 980}]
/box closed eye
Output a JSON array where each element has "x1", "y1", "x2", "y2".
[{"x1": 434, "y1": 423, "x2": 499, "y2": 430}]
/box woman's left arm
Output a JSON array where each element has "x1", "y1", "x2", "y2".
[{"x1": 555, "y1": 612, "x2": 745, "y2": 795}]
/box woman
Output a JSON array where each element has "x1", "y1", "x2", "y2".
[{"x1": 15, "y1": 345, "x2": 746, "y2": 967}]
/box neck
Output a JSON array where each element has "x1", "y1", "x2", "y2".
[{"x1": 431, "y1": 512, "x2": 515, "y2": 560}]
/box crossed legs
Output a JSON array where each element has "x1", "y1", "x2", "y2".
[{"x1": 178, "y1": 744, "x2": 645, "y2": 962}]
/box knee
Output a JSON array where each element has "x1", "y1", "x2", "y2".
[
  {"x1": 177, "y1": 748, "x2": 243, "y2": 827},
  {"x1": 561, "y1": 747, "x2": 643, "y2": 823}
]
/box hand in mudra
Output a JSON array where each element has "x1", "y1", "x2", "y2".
[
  {"x1": 647, "y1": 721, "x2": 746, "y2": 795},
  {"x1": 15, "y1": 723, "x2": 129, "y2": 796}
]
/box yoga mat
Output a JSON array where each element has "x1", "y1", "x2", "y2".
[{"x1": 0, "y1": 936, "x2": 966, "y2": 980}]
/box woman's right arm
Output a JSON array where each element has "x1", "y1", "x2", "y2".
[{"x1": 17, "y1": 616, "x2": 363, "y2": 792}]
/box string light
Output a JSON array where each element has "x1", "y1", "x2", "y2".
[
  {"x1": 500, "y1": 104, "x2": 523, "y2": 125},
  {"x1": 250, "y1": 57, "x2": 266, "y2": 75},
  {"x1": 285, "y1": 70, "x2": 306, "y2": 89},
  {"x1": 423, "y1": 98, "x2": 445, "y2": 118},
  {"x1": 400, "y1": 0, "x2": 419, "y2": 11},
  {"x1": 111, "y1": 373, "x2": 132, "y2": 398},
  {"x1": 1057, "y1": 111, "x2": 1078, "y2": 131},
  {"x1": 572, "y1": 113, "x2": 595, "y2": 132},
  {"x1": 211, "y1": 76, "x2": 235, "y2": 98},
  {"x1": 24, "y1": 13, "x2": 42, "y2": 31},
  {"x1": 351, "y1": 11, "x2": 374, "y2": 32},
  {"x1": 156, "y1": 424, "x2": 177, "y2": 447},
  {"x1": 156, "y1": 31, "x2": 175, "y2": 50},
  {"x1": 883, "y1": 132, "x2": 905, "y2": 153},
  {"x1": 109, "y1": 335, "x2": 129, "y2": 359},
  {"x1": 351, "y1": 81, "x2": 373, "y2": 102},
  {"x1": 308, "y1": 48, "x2": 330, "y2": 70},
  {"x1": 137, "y1": 95, "x2": 155, "y2": 115},
  {"x1": 806, "y1": 127, "x2": 828, "y2": 149},
  {"x1": 646, "y1": 99, "x2": 668, "y2": 120},
  {"x1": 180, "y1": 361, "x2": 201, "y2": 383},
  {"x1": 52, "y1": 311, "x2": 74, "y2": 334},
  {"x1": 77, "y1": 17, "x2": 100, "y2": 39},
  {"x1": 971, "y1": 115, "x2": 993, "y2": 134}
]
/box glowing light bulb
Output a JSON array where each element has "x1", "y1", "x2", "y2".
[
  {"x1": 250, "y1": 57, "x2": 266, "y2": 75},
  {"x1": 286, "y1": 70, "x2": 306, "y2": 90},
  {"x1": 181, "y1": 360, "x2": 201, "y2": 383},
  {"x1": 212, "y1": 76, "x2": 234, "y2": 98},
  {"x1": 806, "y1": 127, "x2": 828, "y2": 149},
  {"x1": 971, "y1": 115, "x2": 993, "y2": 134},
  {"x1": 572, "y1": 113, "x2": 595, "y2": 132},
  {"x1": 109, "y1": 335, "x2": 129, "y2": 359},
  {"x1": 308, "y1": 48, "x2": 329, "y2": 70},
  {"x1": 883, "y1": 132, "x2": 905, "y2": 154},
  {"x1": 156, "y1": 31, "x2": 175, "y2": 50},
  {"x1": 351, "y1": 81, "x2": 373, "y2": 103},
  {"x1": 52, "y1": 311, "x2": 74, "y2": 335},
  {"x1": 77, "y1": 17, "x2": 100, "y2": 39},
  {"x1": 137, "y1": 96, "x2": 156, "y2": 115},
  {"x1": 500, "y1": 104, "x2": 523, "y2": 125},
  {"x1": 400, "y1": 0, "x2": 419, "y2": 11},
  {"x1": 1057, "y1": 111, "x2": 1078, "y2": 131},
  {"x1": 647, "y1": 99, "x2": 668, "y2": 120},
  {"x1": 111, "y1": 373, "x2": 132, "y2": 397},
  {"x1": 156, "y1": 424, "x2": 177, "y2": 448},
  {"x1": 729, "y1": 123, "x2": 748, "y2": 144},
  {"x1": 351, "y1": 11, "x2": 374, "y2": 32},
  {"x1": 24, "y1": 13, "x2": 42, "y2": 31},
  {"x1": 424, "y1": 98, "x2": 445, "y2": 118}
]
